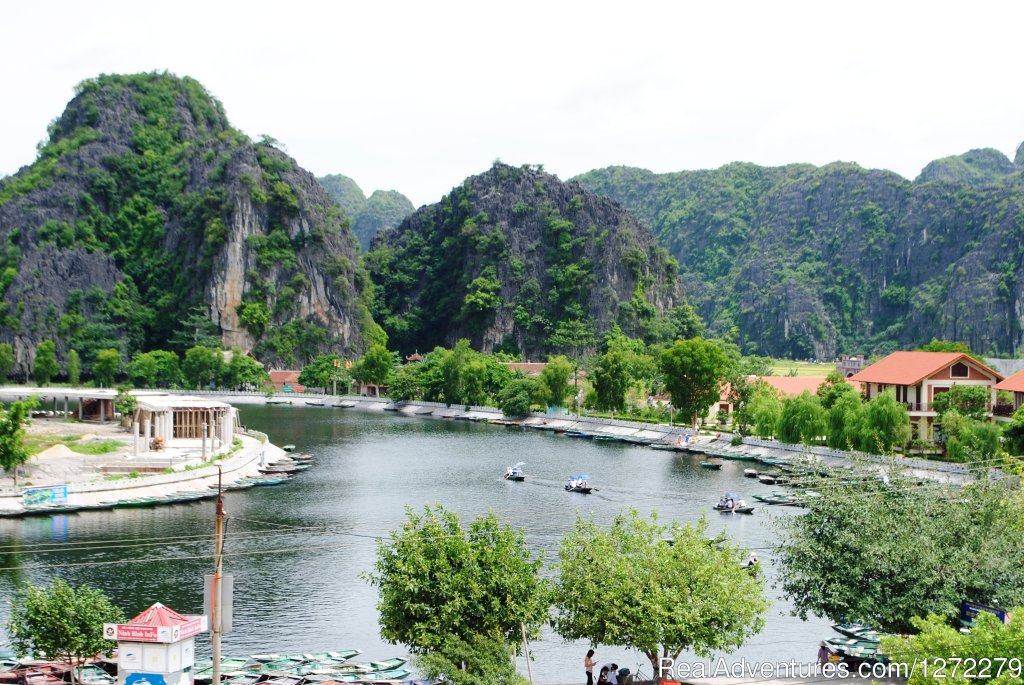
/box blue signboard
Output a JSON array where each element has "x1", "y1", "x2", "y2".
[
  {"x1": 125, "y1": 673, "x2": 168, "y2": 685},
  {"x1": 960, "y1": 600, "x2": 1008, "y2": 626},
  {"x1": 22, "y1": 485, "x2": 68, "y2": 507}
]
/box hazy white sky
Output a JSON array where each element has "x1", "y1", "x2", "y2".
[{"x1": 2, "y1": 1, "x2": 1022, "y2": 206}]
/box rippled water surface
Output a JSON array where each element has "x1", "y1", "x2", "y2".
[{"x1": 0, "y1": 407, "x2": 831, "y2": 683}]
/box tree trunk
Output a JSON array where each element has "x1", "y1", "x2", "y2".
[
  {"x1": 12, "y1": 464, "x2": 18, "y2": 488},
  {"x1": 646, "y1": 650, "x2": 661, "y2": 683}
]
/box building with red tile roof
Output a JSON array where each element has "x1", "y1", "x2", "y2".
[
  {"x1": 995, "y1": 369, "x2": 1024, "y2": 418},
  {"x1": 710, "y1": 376, "x2": 860, "y2": 420},
  {"x1": 268, "y1": 370, "x2": 305, "y2": 393},
  {"x1": 850, "y1": 351, "x2": 1003, "y2": 438},
  {"x1": 501, "y1": 362, "x2": 547, "y2": 377}
]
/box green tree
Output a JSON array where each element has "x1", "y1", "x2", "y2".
[
  {"x1": 33, "y1": 341, "x2": 59, "y2": 386},
  {"x1": 0, "y1": 343, "x2": 13, "y2": 384},
  {"x1": 385, "y1": 364, "x2": 422, "y2": 401},
  {"x1": 858, "y1": 389, "x2": 911, "y2": 452},
  {"x1": 591, "y1": 349, "x2": 629, "y2": 412},
  {"x1": 1004, "y1": 405, "x2": 1024, "y2": 455},
  {"x1": 931, "y1": 384, "x2": 991, "y2": 421},
  {"x1": 497, "y1": 378, "x2": 537, "y2": 416},
  {"x1": 882, "y1": 611, "x2": 1024, "y2": 685},
  {"x1": 659, "y1": 338, "x2": 729, "y2": 427},
  {"x1": 778, "y1": 391, "x2": 827, "y2": 445},
  {"x1": 237, "y1": 301, "x2": 271, "y2": 339},
  {"x1": 417, "y1": 634, "x2": 529, "y2": 685},
  {"x1": 940, "y1": 410, "x2": 1001, "y2": 462},
  {"x1": 220, "y1": 351, "x2": 268, "y2": 390},
  {"x1": 365, "y1": 505, "x2": 549, "y2": 655},
  {"x1": 826, "y1": 391, "x2": 863, "y2": 449},
  {"x1": 92, "y1": 349, "x2": 121, "y2": 388},
  {"x1": 298, "y1": 354, "x2": 344, "y2": 394},
  {"x1": 547, "y1": 319, "x2": 595, "y2": 359},
  {"x1": 182, "y1": 346, "x2": 221, "y2": 389},
  {"x1": 6, "y1": 577, "x2": 125, "y2": 685},
  {"x1": 553, "y1": 509, "x2": 768, "y2": 680},
  {"x1": 66, "y1": 349, "x2": 81, "y2": 386},
  {"x1": 916, "y1": 339, "x2": 972, "y2": 354},
  {"x1": 816, "y1": 371, "x2": 857, "y2": 409},
  {"x1": 776, "y1": 474, "x2": 1024, "y2": 633},
  {"x1": 748, "y1": 386, "x2": 783, "y2": 438},
  {"x1": 0, "y1": 397, "x2": 38, "y2": 487},
  {"x1": 353, "y1": 344, "x2": 394, "y2": 394},
  {"x1": 537, "y1": 355, "x2": 572, "y2": 407}
]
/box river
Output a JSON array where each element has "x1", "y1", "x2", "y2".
[{"x1": 0, "y1": 406, "x2": 831, "y2": 683}]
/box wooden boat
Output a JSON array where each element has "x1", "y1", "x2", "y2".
[
  {"x1": 265, "y1": 399, "x2": 292, "y2": 405},
  {"x1": 649, "y1": 442, "x2": 684, "y2": 451},
  {"x1": 260, "y1": 466, "x2": 302, "y2": 475},
  {"x1": 743, "y1": 468, "x2": 759, "y2": 478},
  {"x1": 699, "y1": 461, "x2": 722, "y2": 470},
  {"x1": 593, "y1": 434, "x2": 620, "y2": 443},
  {"x1": 565, "y1": 475, "x2": 593, "y2": 494},
  {"x1": 714, "y1": 493, "x2": 754, "y2": 514},
  {"x1": 114, "y1": 498, "x2": 162, "y2": 508},
  {"x1": 305, "y1": 400, "x2": 325, "y2": 407},
  {"x1": 563, "y1": 430, "x2": 592, "y2": 438},
  {"x1": 282, "y1": 444, "x2": 296, "y2": 452},
  {"x1": 503, "y1": 462, "x2": 526, "y2": 481},
  {"x1": 334, "y1": 401, "x2": 356, "y2": 409},
  {"x1": 245, "y1": 477, "x2": 290, "y2": 486},
  {"x1": 831, "y1": 622, "x2": 873, "y2": 638}
]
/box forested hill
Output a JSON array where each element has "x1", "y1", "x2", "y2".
[
  {"x1": 318, "y1": 174, "x2": 414, "y2": 251},
  {"x1": 0, "y1": 72, "x2": 376, "y2": 377},
  {"x1": 364, "y1": 163, "x2": 699, "y2": 357},
  {"x1": 574, "y1": 144, "x2": 1024, "y2": 359}
]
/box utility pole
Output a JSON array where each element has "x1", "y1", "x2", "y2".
[{"x1": 211, "y1": 467, "x2": 225, "y2": 685}]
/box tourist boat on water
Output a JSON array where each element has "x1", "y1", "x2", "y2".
[
  {"x1": 831, "y1": 622, "x2": 875, "y2": 638},
  {"x1": 565, "y1": 475, "x2": 593, "y2": 493},
  {"x1": 714, "y1": 492, "x2": 754, "y2": 514},
  {"x1": 743, "y1": 468, "x2": 759, "y2": 478},
  {"x1": 282, "y1": 444, "x2": 297, "y2": 452},
  {"x1": 503, "y1": 462, "x2": 526, "y2": 481},
  {"x1": 699, "y1": 460, "x2": 722, "y2": 470},
  {"x1": 563, "y1": 430, "x2": 592, "y2": 438}
]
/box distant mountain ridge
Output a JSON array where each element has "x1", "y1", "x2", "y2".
[
  {"x1": 364, "y1": 163, "x2": 695, "y2": 356},
  {"x1": 0, "y1": 72, "x2": 374, "y2": 376},
  {"x1": 318, "y1": 174, "x2": 414, "y2": 251},
  {"x1": 575, "y1": 146, "x2": 1024, "y2": 358}
]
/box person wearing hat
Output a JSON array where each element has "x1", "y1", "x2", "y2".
[{"x1": 817, "y1": 641, "x2": 830, "y2": 666}]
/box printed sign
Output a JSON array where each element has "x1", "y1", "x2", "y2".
[
  {"x1": 960, "y1": 600, "x2": 1008, "y2": 625},
  {"x1": 103, "y1": 616, "x2": 207, "y2": 644},
  {"x1": 23, "y1": 485, "x2": 68, "y2": 507}
]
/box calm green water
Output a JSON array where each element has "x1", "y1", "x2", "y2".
[{"x1": 0, "y1": 407, "x2": 831, "y2": 683}]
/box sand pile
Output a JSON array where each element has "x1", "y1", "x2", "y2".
[{"x1": 34, "y1": 444, "x2": 79, "y2": 460}]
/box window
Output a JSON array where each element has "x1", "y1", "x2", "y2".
[{"x1": 950, "y1": 362, "x2": 969, "y2": 378}]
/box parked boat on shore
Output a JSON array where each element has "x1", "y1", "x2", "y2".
[{"x1": 700, "y1": 461, "x2": 722, "y2": 470}]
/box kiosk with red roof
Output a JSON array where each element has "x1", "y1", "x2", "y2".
[{"x1": 103, "y1": 603, "x2": 208, "y2": 685}]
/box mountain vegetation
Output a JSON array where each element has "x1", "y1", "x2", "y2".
[
  {"x1": 575, "y1": 147, "x2": 1024, "y2": 359},
  {"x1": 364, "y1": 163, "x2": 698, "y2": 358},
  {"x1": 0, "y1": 72, "x2": 375, "y2": 379},
  {"x1": 318, "y1": 174, "x2": 414, "y2": 251}
]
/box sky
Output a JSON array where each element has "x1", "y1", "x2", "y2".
[{"x1": 2, "y1": 1, "x2": 1022, "y2": 207}]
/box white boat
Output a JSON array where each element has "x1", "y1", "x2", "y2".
[
  {"x1": 503, "y1": 462, "x2": 526, "y2": 481},
  {"x1": 565, "y1": 475, "x2": 593, "y2": 494}
]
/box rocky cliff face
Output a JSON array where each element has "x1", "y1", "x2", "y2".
[
  {"x1": 0, "y1": 73, "x2": 372, "y2": 376},
  {"x1": 365, "y1": 163, "x2": 688, "y2": 356},
  {"x1": 318, "y1": 174, "x2": 414, "y2": 251},
  {"x1": 576, "y1": 149, "x2": 1024, "y2": 358}
]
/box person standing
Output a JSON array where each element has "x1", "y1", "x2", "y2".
[{"x1": 584, "y1": 649, "x2": 596, "y2": 685}]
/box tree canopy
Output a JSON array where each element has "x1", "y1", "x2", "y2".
[
  {"x1": 33, "y1": 341, "x2": 59, "y2": 385},
  {"x1": 6, "y1": 578, "x2": 125, "y2": 685},
  {"x1": 0, "y1": 397, "x2": 38, "y2": 487},
  {"x1": 659, "y1": 338, "x2": 729, "y2": 426},
  {"x1": 552, "y1": 509, "x2": 768, "y2": 679},
  {"x1": 775, "y1": 474, "x2": 1024, "y2": 633},
  {"x1": 366, "y1": 505, "x2": 549, "y2": 655}
]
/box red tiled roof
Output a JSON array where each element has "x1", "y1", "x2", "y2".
[
  {"x1": 129, "y1": 603, "x2": 190, "y2": 628},
  {"x1": 996, "y1": 370, "x2": 1024, "y2": 393},
  {"x1": 759, "y1": 376, "x2": 861, "y2": 395},
  {"x1": 501, "y1": 362, "x2": 547, "y2": 377},
  {"x1": 849, "y1": 351, "x2": 1002, "y2": 386},
  {"x1": 269, "y1": 370, "x2": 301, "y2": 383}
]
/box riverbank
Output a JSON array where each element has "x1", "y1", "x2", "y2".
[{"x1": 0, "y1": 419, "x2": 288, "y2": 514}]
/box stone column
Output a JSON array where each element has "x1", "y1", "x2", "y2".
[
  {"x1": 100, "y1": 401, "x2": 106, "y2": 423},
  {"x1": 133, "y1": 421, "x2": 140, "y2": 457},
  {"x1": 63, "y1": 396, "x2": 68, "y2": 418},
  {"x1": 143, "y1": 417, "x2": 151, "y2": 451}
]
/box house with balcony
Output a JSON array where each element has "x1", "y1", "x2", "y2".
[
  {"x1": 994, "y1": 370, "x2": 1024, "y2": 421},
  {"x1": 849, "y1": 351, "x2": 1003, "y2": 439}
]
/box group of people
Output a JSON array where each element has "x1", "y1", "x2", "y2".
[{"x1": 584, "y1": 650, "x2": 633, "y2": 684}]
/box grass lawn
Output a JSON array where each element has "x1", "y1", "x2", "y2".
[
  {"x1": 769, "y1": 360, "x2": 836, "y2": 377},
  {"x1": 26, "y1": 435, "x2": 123, "y2": 455}
]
